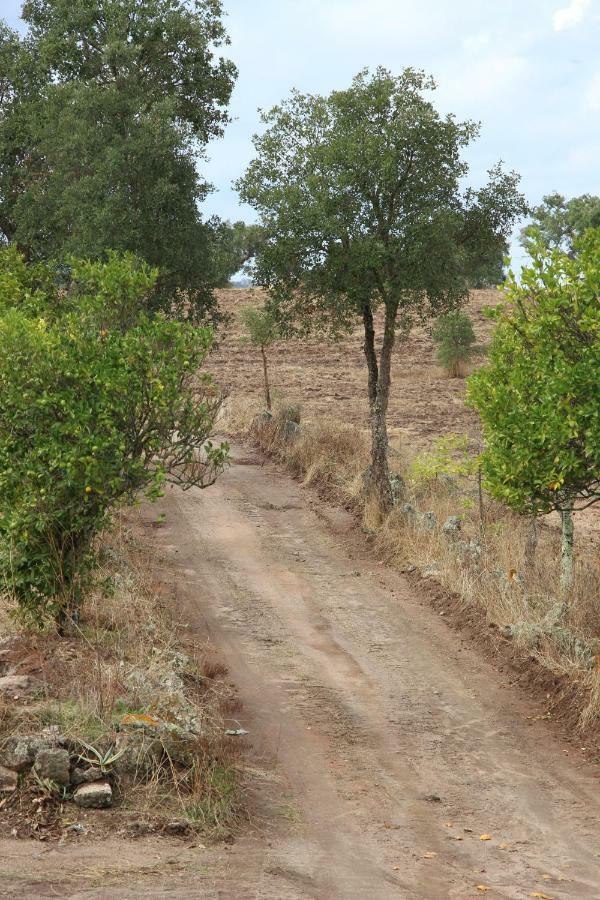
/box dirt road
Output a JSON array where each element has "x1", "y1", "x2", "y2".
[
  {"x1": 154, "y1": 445, "x2": 600, "y2": 899},
  {"x1": 2, "y1": 445, "x2": 600, "y2": 898}
]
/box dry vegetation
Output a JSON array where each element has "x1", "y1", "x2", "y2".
[
  {"x1": 0, "y1": 514, "x2": 244, "y2": 841},
  {"x1": 215, "y1": 288, "x2": 600, "y2": 738}
]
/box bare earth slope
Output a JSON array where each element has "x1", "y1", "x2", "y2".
[{"x1": 2, "y1": 447, "x2": 599, "y2": 898}]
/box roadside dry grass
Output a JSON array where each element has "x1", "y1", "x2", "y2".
[
  {"x1": 221, "y1": 399, "x2": 600, "y2": 737},
  {"x1": 0, "y1": 513, "x2": 244, "y2": 840}
]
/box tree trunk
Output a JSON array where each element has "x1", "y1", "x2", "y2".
[
  {"x1": 560, "y1": 500, "x2": 575, "y2": 597},
  {"x1": 260, "y1": 344, "x2": 271, "y2": 411},
  {"x1": 362, "y1": 301, "x2": 397, "y2": 525}
]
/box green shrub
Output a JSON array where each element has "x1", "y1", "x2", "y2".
[
  {"x1": 0, "y1": 250, "x2": 227, "y2": 626},
  {"x1": 432, "y1": 310, "x2": 477, "y2": 377},
  {"x1": 410, "y1": 434, "x2": 479, "y2": 485}
]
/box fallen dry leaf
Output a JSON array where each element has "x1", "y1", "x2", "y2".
[
  {"x1": 498, "y1": 843, "x2": 510, "y2": 850},
  {"x1": 422, "y1": 851, "x2": 437, "y2": 859},
  {"x1": 476, "y1": 886, "x2": 490, "y2": 893},
  {"x1": 530, "y1": 893, "x2": 555, "y2": 899},
  {"x1": 480, "y1": 834, "x2": 492, "y2": 842}
]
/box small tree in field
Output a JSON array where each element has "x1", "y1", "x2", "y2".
[
  {"x1": 237, "y1": 68, "x2": 525, "y2": 523},
  {"x1": 432, "y1": 311, "x2": 477, "y2": 377},
  {"x1": 240, "y1": 305, "x2": 279, "y2": 411},
  {"x1": 0, "y1": 249, "x2": 228, "y2": 627},
  {"x1": 468, "y1": 230, "x2": 600, "y2": 595}
]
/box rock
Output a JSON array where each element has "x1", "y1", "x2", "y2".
[
  {"x1": 417, "y1": 511, "x2": 436, "y2": 531},
  {"x1": 158, "y1": 724, "x2": 199, "y2": 766},
  {"x1": 456, "y1": 539, "x2": 482, "y2": 563},
  {"x1": 0, "y1": 675, "x2": 37, "y2": 697},
  {"x1": 422, "y1": 564, "x2": 439, "y2": 577},
  {"x1": 163, "y1": 819, "x2": 189, "y2": 836},
  {"x1": 168, "y1": 652, "x2": 193, "y2": 674},
  {"x1": 114, "y1": 730, "x2": 162, "y2": 782},
  {"x1": 401, "y1": 503, "x2": 416, "y2": 519},
  {"x1": 127, "y1": 819, "x2": 154, "y2": 837},
  {"x1": 39, "y1": 726, "x2": 66, "y2": 747},
  {"x1": 280, "y1": 419, "x2": 300, "y2": 442},
  {"x1": 0, "y1": 764, "x2": 18, "y2": 794},
  {"x1": 0, "y1": 730, "x2": 66, "y2": 773},
  {"x1": 33, "y1": 748, "x2": 71, "y2": 785},
  {"x1": 0, "y1": 736, "x2": 37, "y2": 772},
  {"x1": 442, "y1": 516, "x2": 462, "y2": 536},
  {"x1": 73, "y1": 780, "x2": 112, "y2": 809},
  {"x1": 71, "y1": 766, "x2": 103, "y2": 786},
  {"x1": 251, "y1": 411, "x2": 273, "y2": 431}
]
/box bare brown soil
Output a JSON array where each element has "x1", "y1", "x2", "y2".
[
  {"x1": 210, "y1": 287, "x2": 500, "y2": 449},
  {"x1": 5, "y1": 447, "x2": 599, "y2": 897}
]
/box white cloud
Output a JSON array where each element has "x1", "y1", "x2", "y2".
[{"x1": 553, "y1": 0, "x2": 591, "y2": 32}]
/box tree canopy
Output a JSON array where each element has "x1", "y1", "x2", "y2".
[
  {"x1": 0, "y1": 247, "x2": 227, "y2": 625},
  {"x1": 210, "y1": 220, "x2": 265, "y2": 287},
  {"x1": 468, "y1": 229, "x2": 600, "y2": 516},
  {"x1": 520, "y1": 192, "x2": 600, "y2": 258},
  {"x1": 0, "y1": 0, "x2": 237, "y2": 321},
  {"x1": 237, "y1": 67, "x2": 526, "y2": 518}
]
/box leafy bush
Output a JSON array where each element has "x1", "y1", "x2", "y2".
[
  {"x1": 468, "y1": 231, "x2": 600, "y2": 516},
  {"x1": 410, "y1": 434, "x2": 479, "y2": 486},
  {"x1": 468, "y1": 230, "x2": 600, "y2": 592},
  {"x1": 0, "y1": 250, "x2": 227, "y2": 626},
  {"x1": 432, "y1": 310, "x2": 478, "y2": 377}
]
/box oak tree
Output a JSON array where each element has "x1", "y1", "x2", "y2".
[
  {"x1": 0, "y1": 0, "x2": 237, "y2": 321},
  {"x1": 238, "y1": 68, "x2": 526, "y2": 520}
]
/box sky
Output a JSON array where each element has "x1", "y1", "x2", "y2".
[{"x1": 3, "y1": 0, "x2": 600, "y2": 270}]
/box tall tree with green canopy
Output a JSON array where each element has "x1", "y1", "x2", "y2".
[
  {"x1": 468, "y1": 230, "x2": 600, "y2": 594},
  {"x1": 237, "y1": 68, "x2": 526, "y2": 521},
  {"x1": 210, "y1": 220, "x2": 265, "y2": 286},
  {"x1": 0, "y1": 0, "x2": 237, "y2": 321},
  {"x1": 520, "y1": 192, "x2": 600, "y2": 258}
]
